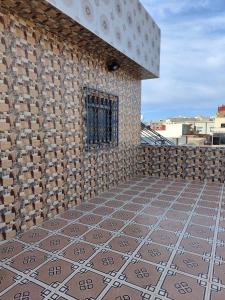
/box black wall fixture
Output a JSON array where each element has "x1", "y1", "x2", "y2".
[{"x1": 107, "y1": 60, "x2": 120, "y2": 72}]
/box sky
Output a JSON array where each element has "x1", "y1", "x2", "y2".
[{"x1": 140, "y1": 0, "x2": 225, "y2": 121}]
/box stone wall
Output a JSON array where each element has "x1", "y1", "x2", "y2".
[
  {"x1": 0, "y1": 10, "x2": 141, "y2": 239},
  {"x1": 139, "y1": 145, "x2": 225, "y2": 183}
]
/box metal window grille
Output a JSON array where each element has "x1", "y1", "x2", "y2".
[{"x1": 84, "y1": 87, "x2": 119, "y2": 150}]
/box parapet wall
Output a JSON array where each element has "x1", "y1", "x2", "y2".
[{"x1": 139, "y1": 145, "x2": 225, "y2": 183}]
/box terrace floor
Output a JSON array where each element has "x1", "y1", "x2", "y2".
[{"x1": 0, "y1": 177, "x2": 225, "y2": 300}]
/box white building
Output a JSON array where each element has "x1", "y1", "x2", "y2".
[
  {"x1": 150, "y1": 117, "x2": 214, "y2": 135},
  {"x1": 165, "y1": 117, "x2": 214, "y2": 135},
  {"x1": 155, "y1": 123, "x2": 189, "y2": 138},
  {"x1": 155, "y1": 123, "x2": 191, "y2": 145}
]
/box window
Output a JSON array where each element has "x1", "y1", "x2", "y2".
[
  {"x1": 221, "y1": 123, "x2": 225, "y2": 128},
  {"x1": 84, "y1": 87, "x2": 119, "y2": 150}
]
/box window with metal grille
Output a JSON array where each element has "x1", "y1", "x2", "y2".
[{"x1": 84, "y1": 87, "x2": 119, "y2": 150}]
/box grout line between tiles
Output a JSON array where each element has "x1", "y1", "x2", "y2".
[
  {"x1": 152, "y1": 180, "x2": 208, "y2": 298},
  {"x1": 205, "y1": 182, "x2": 224, "y2": 300}
]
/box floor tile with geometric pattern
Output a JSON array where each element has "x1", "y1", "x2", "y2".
[{"x1": 1, "y1": 176, "x2": 225, "y2": 300}]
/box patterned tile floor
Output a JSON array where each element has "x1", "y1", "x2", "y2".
[{"x1": 1, "y1": 176, "x2": 225, "y2": 300}]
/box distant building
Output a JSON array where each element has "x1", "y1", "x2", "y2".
[
  {"x1": 212, "y1": 105, "x2": 225, "y2": 145},
  {"x1": 150, "y1": 116, "x2": 214, "y2": 135},
  {"x1": 149, "y1": 106, "x2": 225, "y2": 146},
  {"x1": 149, "y1": 116, "x2": 212, "y2": 145},
  {"x1": 154, "y1": 123, "x2": 191, "y2": 145}
]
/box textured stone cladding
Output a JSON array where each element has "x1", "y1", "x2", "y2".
[
  {"x1": 139, "y1": 145, "x2": 225, "y2": 183},
  {"x1": 0, "y1": 10, "x2": 141, "y2": 240}
]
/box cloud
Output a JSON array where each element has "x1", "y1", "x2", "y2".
[
  {"x1": 206, "y1": 54, "x2": 225, "y2": 67},
  {"x1": 140, "y1": 0, "x2": 225, "y2": 120},
  {"x1": 143, "y1": 0, "x2": 209, "y2": 18}
]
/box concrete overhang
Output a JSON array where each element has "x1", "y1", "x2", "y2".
[{"x1": 0, "y1": 0, "x2": 160, "y2": 79}]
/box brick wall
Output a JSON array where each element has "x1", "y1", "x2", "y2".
[{"x1": 0, "y1": 10, "x2": 141, "y2": 239}]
